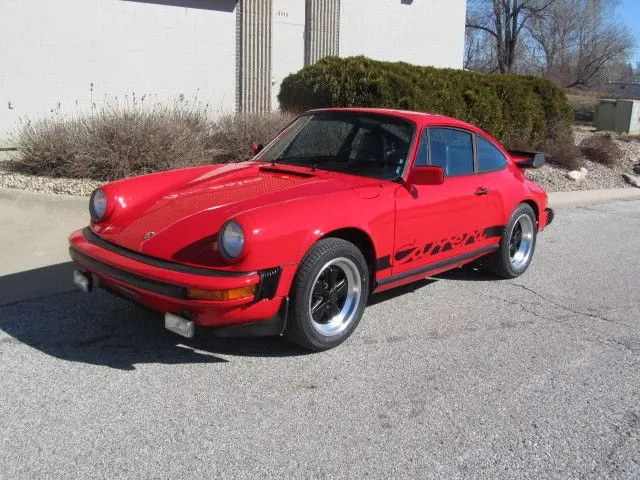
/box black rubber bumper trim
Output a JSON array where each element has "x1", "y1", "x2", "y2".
[
  {"x1": 81, "y1": 227, "x2": 255, "y2": 278},
  {"x1": 70, "y1": 247, "x2": 188, "y2": 299},
  {"x1": 377, "y1": 245, "x2": 499, "y2": 286},
  {"x1": 545, "y1": 207, "x2": 554, "y2": 225}
]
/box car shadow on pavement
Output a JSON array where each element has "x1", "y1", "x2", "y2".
[
  {"x1": 433, "y1": 264, "x2": 501, "y2": 281},
  {"x1": 0, "y1": 264, "x2": 493, "y2": 370},
  {"x1": 0, "y1": 261, "x2": 78, "y2": 306},
  {"x1": 367, "y1": 278, "x2": 438, "y2": 306},
  {"x1": 0, "y1": 287, "x2": 307, "y2": 371}
]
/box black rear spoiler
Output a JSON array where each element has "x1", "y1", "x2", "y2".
[{"x1": 508, "y1": 150, "x2": 545, "y2": 169}]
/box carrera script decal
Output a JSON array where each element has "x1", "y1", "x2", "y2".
[{"x1": 375, "y1": 225, "x2": 504, "y2": 270}]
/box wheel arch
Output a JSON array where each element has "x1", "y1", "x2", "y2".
[
  {"x1": 521, "y1": 199, "x2": 539, "y2": 222},
  {"x1": 320, "y1": 227, "x2": 377, "y2": 292}
]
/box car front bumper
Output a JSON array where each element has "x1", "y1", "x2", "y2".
[{"x1": 69, "y1": 228, "x2": 291, "y2": 330}]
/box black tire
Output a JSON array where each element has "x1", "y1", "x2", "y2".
[
  {"x1": 285, "y1": 238, "x2": 369, "y2": 351},
  {"x1": 486, "y1": 203, "x2": 537, "y2": 278}
]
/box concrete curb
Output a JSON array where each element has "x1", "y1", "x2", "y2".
[
  {"x1": 0, "y1": 186, "x2": 88, "y2": 207},
  {"x1": 548, "y1": 188, "x2": 640, "y2": 207}
]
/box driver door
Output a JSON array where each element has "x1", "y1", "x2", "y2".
[{"x1": 392, "y1": 127, "x2": 496, "y2": 279}]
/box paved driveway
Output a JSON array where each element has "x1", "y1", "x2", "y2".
[{"x1": 1, "y1": 201, "x2": 639, "y2": 479}]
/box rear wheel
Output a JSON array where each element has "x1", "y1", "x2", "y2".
[
  {"x1": 286, "y1": 238, "x2": 369, "y2": 351},
  {"x1": 486, "y1": 203, "x2": 537, "y2": 278}
]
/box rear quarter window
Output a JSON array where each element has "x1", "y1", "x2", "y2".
[{"x1": 477, "y1": 136, "x2": 508, "y2": 172}]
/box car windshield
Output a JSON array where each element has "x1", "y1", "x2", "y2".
[{"x1": 254, "y1": 111, "x2": 416, "y2": 181}]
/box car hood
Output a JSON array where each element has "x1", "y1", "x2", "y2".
[{"x1": 92, "y1": 162, "x2": 371, "y2": 260}]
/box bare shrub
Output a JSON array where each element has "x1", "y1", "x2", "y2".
[
  {"x1": 13, "y1": 118, "x2": 83, "y2": 177},
  {"x1": 209, "y1": 112, "x2": 295, "y2": 163},
  {"x1": 544, "y1": 135, "x2": 583, "y2": 170},
  {"x1": 580, "y1": 134, "x2": 623, "y2": 167},
  {"x1": 505, "y1": 120, "x2": 583, "y2": 171},
  {"x1": 74, "y1": 103, "x2": 211, "y2": 180},
  {"x1": 12, "y1": 101, "x2": 295, "y2": 182}
]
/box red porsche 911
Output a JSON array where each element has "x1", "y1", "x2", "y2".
[{"x1": 69, "y1": 108, "x2": 553, "y2": 350}]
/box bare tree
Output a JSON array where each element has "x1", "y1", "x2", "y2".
[
  {"x1": 527, "y1": 0, "x2": 635, "y2": 88},
  {"x1": 466, "y1": 0, "x2": 556, "y2": 74},
  {"x1": 569, "y1": 0, "x2": 634, "y2": 88},
  {"x1": 464, "y1": 27, "x2": 498, "y2": 72},
  {"x1": 527, "y1": 0, "x2": 581, "y2": 83}
]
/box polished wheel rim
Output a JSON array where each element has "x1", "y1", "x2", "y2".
[
  {"x1": 509, "y1": 214, "x2": 534, "y2": 269},
  {"x1": 309, "y1": 257, "x2": 361, "y2": 337}
]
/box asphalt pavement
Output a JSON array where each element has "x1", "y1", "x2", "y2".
[{"x1": 1, "y1": 201, "x2": 639, "y2": 479}]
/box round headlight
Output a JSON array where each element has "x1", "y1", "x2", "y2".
[
  {"x1": 89, "y1": 188, "x2": 108, "y2": 221},
  {"x1": 220, "y1": 220, "x2": 245, "y2": 260}
]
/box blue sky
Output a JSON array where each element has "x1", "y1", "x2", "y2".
[{"x1": 619, "y1": 0, "x2": 640, "y2": 65}]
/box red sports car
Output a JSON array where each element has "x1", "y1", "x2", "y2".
[{"x1": 69, "y1": 108, "x2": 553, "y2": 350}]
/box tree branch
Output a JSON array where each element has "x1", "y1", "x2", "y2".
[{"x1": 466, "y1": 22, "x2": 499, "y2": 38}]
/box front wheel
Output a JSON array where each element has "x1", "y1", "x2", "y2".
[
  {"x1": 486, "y1": 203, "x2": 537, "y2": 278},
  {"x1": 285, "y1": 238, "x2": 369, "y2": 351}
]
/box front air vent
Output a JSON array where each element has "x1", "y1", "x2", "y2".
[{"x1": 254, "y1": 267, "x2": 283, "y2": 301}]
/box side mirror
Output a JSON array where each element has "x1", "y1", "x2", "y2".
[
  {"x1": 252, "y1": 143, "x2": 264, "y2": 154},
  {"x1": 407, "y1": 166, "x2": 444, "y2": 186}
]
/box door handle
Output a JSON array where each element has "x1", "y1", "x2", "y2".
[{"x1": 474, "y1": 188, "x2": 489, "y2": 196}]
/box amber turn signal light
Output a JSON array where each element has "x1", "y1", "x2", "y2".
[{"x1": 187, "y1": 284, "x2": 256, "y2": 301}]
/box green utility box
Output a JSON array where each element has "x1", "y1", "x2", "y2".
[{"x1": 594, "y1": 99, "x2": 640, "y2": 134}]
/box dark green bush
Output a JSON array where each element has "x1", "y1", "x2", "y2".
[{"x1": 278, "y1": 56, "x2": 573, "y2": 149}]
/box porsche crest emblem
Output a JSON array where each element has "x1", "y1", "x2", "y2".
[{"x1": 142, "y1": 232, "x2": 155, "y2": 241}]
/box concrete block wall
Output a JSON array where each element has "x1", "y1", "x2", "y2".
[{"x1": 0, "y1": 0, "x2": 238, "y2": 140}]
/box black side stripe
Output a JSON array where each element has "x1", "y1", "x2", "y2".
[
  {"x1": 376, "y1": 225, "x2": 505, "y2": 272},
  {"x1": 377, "y1": 245, "x2": 499, "y2": 286}
]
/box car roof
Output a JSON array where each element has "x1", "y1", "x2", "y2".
[{"x1": 306, "y1": 107, "x2": 479, "y2": 129}]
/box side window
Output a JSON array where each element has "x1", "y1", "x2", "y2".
[
  {"x1": 414, "y1": 129, "x2": 429, "y2": 167},
  {"x1": 477, "y1": 136, "x2": 507, "y2": 172},
  {"x1": 429, "y1": 128, "x2": 474, "y2": 176}
]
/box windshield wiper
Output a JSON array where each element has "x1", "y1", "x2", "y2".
[{"x1": 273, "y1": 155, "x2": 345, "y2": 171}]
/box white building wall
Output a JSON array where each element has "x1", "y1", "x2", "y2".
[
  {"x1": 0, "y1": 0, "x2": 468, "y2": 140},
  {"x1": 339, "y1": 0, "x2": 467, "y2": 69},
  {"x1": 0, "y1": 0, "x2": 237, "y2": 139},
  {"x1": 271, "y1": 0, "x2": 305, "y2": 109}
]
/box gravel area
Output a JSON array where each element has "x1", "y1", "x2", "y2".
[
  {"x1": 0, "y1": 151, "x2": 101, "y2": 196},
  {"x1": 526, "y1": 128, "x2": 640, "y2": 192},
  {"x1": 1, "y1": 128, "x2": 639, "y2": 196}
]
